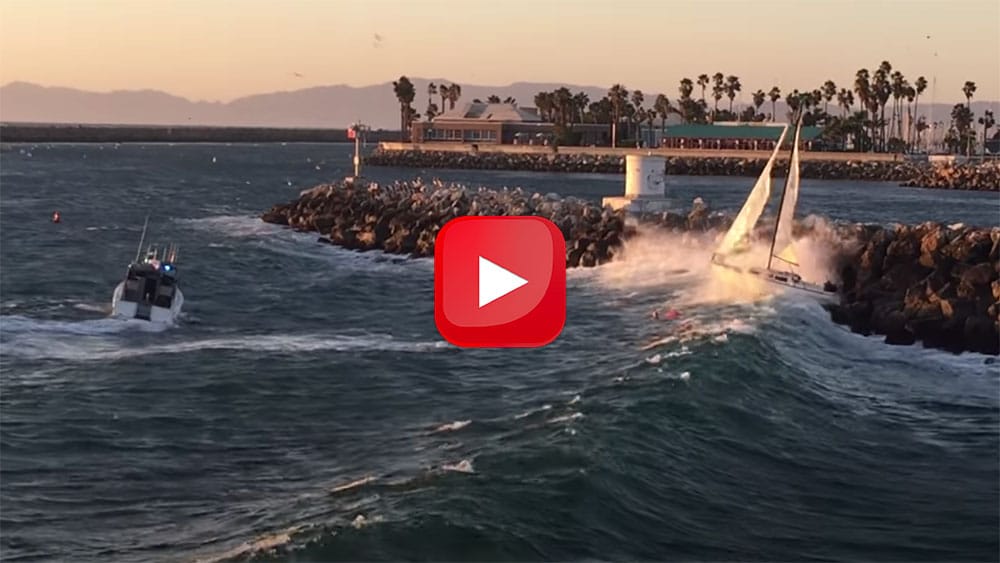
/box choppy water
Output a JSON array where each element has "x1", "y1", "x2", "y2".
[{"x1": 1, "y1": 143, "x2": 998, "y2": 562}]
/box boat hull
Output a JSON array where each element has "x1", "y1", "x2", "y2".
[
  {"x1": 111, "y1": 281, "x2": 184, "y2": 324},
  {"x1": 711, "y1": 257, "x2": 838, "y2": 304}
]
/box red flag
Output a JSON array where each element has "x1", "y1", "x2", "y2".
[{"x1": 347, "y1": 127, "x2": 356, "y2": 140}]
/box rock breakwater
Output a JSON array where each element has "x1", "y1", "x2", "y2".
[
  {"x1": 261, "y1": 179, "x2": 998, "y2": 354},
  {"x1": 829, "y1": 222, "x2": 1000, "y2": 355},
  {"x1": 365, "y1": 148, "x2": 1000, "y2": 191}
]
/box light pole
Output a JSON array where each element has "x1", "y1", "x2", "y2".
[{"x1": 348, "y1": 121, "x2": 368, "y2": 180}]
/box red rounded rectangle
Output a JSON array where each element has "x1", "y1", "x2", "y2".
[{"x1": 434, "y1": 216, "x2": 566, "y2": 348}]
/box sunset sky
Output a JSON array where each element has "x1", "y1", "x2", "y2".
[{"x1": 1, "y1": 0, "x2": 997, "y2": 103}]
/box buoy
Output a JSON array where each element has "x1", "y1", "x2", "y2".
[{"x1": 52, "y1": 211, "x2": 61, "y2": 223}]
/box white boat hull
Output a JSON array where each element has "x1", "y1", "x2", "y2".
[
  {"x1": 111, "y1": 281, "x2": 184, "y2": 324},
  {"x1": 711, "y1": 257, "x2": 838, "y2": 305}
]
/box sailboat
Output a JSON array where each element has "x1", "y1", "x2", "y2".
[{"x1": 710, "y1": 115, "x2": 838, "y2": 301}]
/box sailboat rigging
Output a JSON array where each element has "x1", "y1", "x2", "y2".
[{"x1": 710, "y1": 113, "x2": 838, "y2": 301}]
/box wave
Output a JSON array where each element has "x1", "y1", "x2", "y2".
[{"x1": 0, "y1": 322, "x2": 450, "y2": 362}]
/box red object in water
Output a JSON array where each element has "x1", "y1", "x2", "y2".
[
  {"x1": 52, "y1": 211, "x2": 61, "y2": 223},
  {"x1": 664, "y1": 309, "x2": 681, "y2": 320}
]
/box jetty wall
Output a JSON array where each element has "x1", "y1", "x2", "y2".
[
  {"x1": 366, "y1": 145, "x2": 1000, "y2": 191},
  {"x1": 260, "y1": 179, "x2": 999, "y2": 355},
  {"x1": 0, "y1": 123, "x2": 401, "y2": 143}
]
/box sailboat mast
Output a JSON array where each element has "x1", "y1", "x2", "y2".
[{"x1": 766, "y1": 114, "x2": 802, "y2": 271}]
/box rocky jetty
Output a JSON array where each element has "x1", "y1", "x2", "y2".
[
  {"x1": 365, "y1": 149, "x2": 1000, "y2": 191},
  {"x1": 261, "y1": 179, "x2": 998, "y2": 354},
  {"x1": 901, "y1": 161, "x2": 1000, "y2": 191},
  {"x1": 260, "y1": 179, "x2": 632, "y2": 267},
  {"x1": 829, "y1": 222, "x2": 1000, "y2": 355}
]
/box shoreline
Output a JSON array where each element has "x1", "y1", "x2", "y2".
[{"x1": 367, "y1": 144, "x2": 1000, "y2": 191}]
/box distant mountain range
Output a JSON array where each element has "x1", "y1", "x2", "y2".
[{"x1": 1, "y1": 80, "x2": 995, "y2": 130}]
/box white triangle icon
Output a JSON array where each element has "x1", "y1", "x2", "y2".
[{"x1": 479, "y1": 256, "x2": 528, "y2": 308}]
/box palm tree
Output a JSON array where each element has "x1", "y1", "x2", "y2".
[
  {"x1": 487, "y1": 94, "x2": 501, "y2": 103},
  {"x1": 392, "y1": 76, "x2": 416, "y2": 141},
  {"x1": 653, "y1": 94, "x2": 672, "y2": 141},
  {"x1": 711, "y1": 72, "x2": 724, "y2": 118},
  {"x1": 697, "y1": 74, "x2": 709, "y2": 103},
  {"x1": 572, "y1": 92, "x2": 590, "y2": 123},
  {"x1": 912, "y1": 76, "x2": 928, "y2": 146},
  {"x1": 608, "y1": 84, "x2": 629, "y2": 148},
  {"x1": 889, "y1": 71, "x2": 905, "y2": 140},
  {"x1": 631, "y1": 90, "x2": 645, "y2": 140},
  {"x1": 447, "y1": 83, "x2": 462, "y2": 110},
  {"x1": 854, "y1": 69, "x2": 873, "y2": 150},
  {"x1": 438, "y1": 84, "x2": 449, "y2": 114},
  {"x1": 752, "y1": 89, "x2": 766, "y2": 119},
  {"x1": 820, "y1": 80, "x2": 837, "y2": 115},
  {"x1": 426, "y1": 82, "x2": 438, "y2": 119},
  {"x1": 724, "y1": 75, "x2": 741, "y2": 113},
  {"x1": 837, "y1": 88, "x2": 854, "y2": 116},
  {"x1": 768, "y1": 86, "x2": 781, "y2": 121},
  {"x1": 679, "y1": 78, "x2": 694, "y2": 100},
  {"x1": 873, "y1": 61, "x2": 892, "y2": 150},
  {"x1": 962, "y1": 81, "x2": 976, "y2": 109},
  {"x1": 978, "y1": 110, "x2": 995, "y2": 156}
]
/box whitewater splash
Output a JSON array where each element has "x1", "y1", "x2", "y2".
[{"x1": 595, "y1": 222, "x2": 839, "y2": 306}]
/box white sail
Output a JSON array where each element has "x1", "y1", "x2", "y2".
[
  {"x1": 770, "y1": 119, "x2": 802, "y2": 268},
  {"x1": 713, "y1": 124, "x2": 790, "y2": 257}
]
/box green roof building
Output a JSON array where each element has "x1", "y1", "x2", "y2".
[{"x1": 657, "y1": 123, "x2": 823, "y2": 151}]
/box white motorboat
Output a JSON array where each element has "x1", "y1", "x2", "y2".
[
  {"x1": 710, "y1": 114, "x2": 839, "y2": 303},
  {"x1": 110, "y1": 218, "x2": 184, "y2": 323}
]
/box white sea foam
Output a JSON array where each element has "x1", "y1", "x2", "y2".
[
  {"x1": 442, "y1": 459, "x2": 474, "y2": 473},
  {"x1": 433, "y1": 420, "x2": 472, "y2": 433},
  {"x1": 1, "y1": 325, "x2": 449, "y2": 362}
]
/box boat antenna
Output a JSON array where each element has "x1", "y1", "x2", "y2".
[
  {"x1": 134, "y1": 215, "x2": 150, "y2": 262},
  {"x1": 766, "y1": 112, "x2": 804, "y2": 271}
]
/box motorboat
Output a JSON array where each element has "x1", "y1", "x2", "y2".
[{"x1": 110, "y1": 218, "x2": 184, "y2": 323}]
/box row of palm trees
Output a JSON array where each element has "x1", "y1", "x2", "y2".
[
  {"x1": 393, "y1": 66, "x2": 991, "y2": 153},
  {"x1": 390, "y1": 77, "x2": 466, "y2": 139}
]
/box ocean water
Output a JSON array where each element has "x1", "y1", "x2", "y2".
[{"x1": 1, "y1": 143, "x2": 998, "y2": 563}]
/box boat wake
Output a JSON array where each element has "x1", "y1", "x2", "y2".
[{"x1": 0, "y1": 323, "x2": 449, "y2": 363}]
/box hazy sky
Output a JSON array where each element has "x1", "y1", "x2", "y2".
[{"x1": 1, "y1": 0, "x2": 997, "y2": 103}]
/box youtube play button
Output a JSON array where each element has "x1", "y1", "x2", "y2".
[
  {"x1": 434, "y1": 216, "x2": 566, "y2": 348},
  {"x1": 478, "y1": 257, "x2": 528, "y2": 308}
]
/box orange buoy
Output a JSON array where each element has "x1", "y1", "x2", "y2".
[{"x1": 52, "y1": 211, "x2": 61, "y2": 223}]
